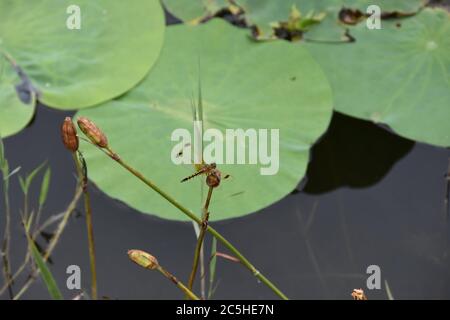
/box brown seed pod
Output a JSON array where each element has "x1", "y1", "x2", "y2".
[
  {"x1": 61, "y1": 117, "x2": 79, "y2": 152},
  {"x1": 77, "y1": 117, "x2": 108, "y2": 148},
  {"x1": 206, "y1": 169, "x2": 221, "y2": 188},
  {"x1": 127, "y1": 249, "x2": 159, "y2": 270},
  {"x1": 351, "y1": 288, "x2": 368, "y2": 300}
]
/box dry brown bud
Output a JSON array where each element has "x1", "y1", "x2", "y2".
[
  {"x1": 351, "y1": 288, "x2": 368, "y2": 300},
  {"x1": 77, "y1": 117, "x2": 108, "y2": 148},
  {"x1": 61, "y1": 117, "x2": 79, "y2": 152},
  {"x1": 127, "y1": 249, "x2": 159, "y2": 270}
]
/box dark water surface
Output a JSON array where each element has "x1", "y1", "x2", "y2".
[{"x1": 1, "y1": 103, "x2": 449, "y2": 300}]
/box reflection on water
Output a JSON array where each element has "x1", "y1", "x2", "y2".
[
  {"x1": 304, "y1": 112, "x2": 415, "y2": 194},
  {"x1": 0, "y1": 104, "x2": 449, "y2": 300}
]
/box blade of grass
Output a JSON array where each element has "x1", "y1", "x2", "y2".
[
  {"x1": 24, "y1": 224, "x2": 63, "y2": 300},
  {"x1": 385, "y1": 280, "x2": 394, "y2": 300},
  {"x1": 4, "y1": 166, "x2": 21, "y2": 180},
  {"x1": 38, "y1": 167, "x2": 51, "y2": 208},
  {"x1": 19, "y1": 161, "x2": 47, "y2": 194},
  {"x1": 18, "y1": 176, "x2": 26, "y2": 194},
  {"x1": 35, "y1": 166, "x2": 51, "y2": 228}
]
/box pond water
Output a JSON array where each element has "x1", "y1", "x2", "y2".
[{"x1": 1, "y1": 102, "x2": 449, "y2": 300}]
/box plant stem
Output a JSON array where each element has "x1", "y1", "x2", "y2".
[
  {"x1": 199, "y1": 242, "x2": 206, "y2": 299},
  {"x1": 157, "y1": 265, "x2": 199, "y2": 300},
  {"x1": 72, "y1": 153, "x2": 97, "y2": 300},
  {"x1": 104, "y1": 147, "x2": 288, "y2": 300},
  {"x1": 0, "y1": 149, "x2": 13, "y2": 299},
  {"x1": 1, "y1": 184, "x2": 13, "y2": 299},
  {"x1": 188, "y1": 186, "x2": 213, "y2": 294}
]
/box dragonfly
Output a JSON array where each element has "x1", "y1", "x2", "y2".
[{"x1": 176, "y1": 143, "x2": 230, "y2": 187}]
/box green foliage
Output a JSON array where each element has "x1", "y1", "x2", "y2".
[
  {"x1": 77, "y1": 20, "x2": 333, "y2": 221},
  {"x1": 39, "y1": 167, "x2": 51, "y2": 208},
  {"x1": 305, "y1": 8, "x2": 450, "y2": 147},
  {"x1": 0, "y1": 0, "x2": 165, "y2": 111},
  {"x1": 18, "y1": 162, "x2": 47, "y2": 195},
  {"x1": 25, "y1": 226, "x2": 63, "y2": 300}
]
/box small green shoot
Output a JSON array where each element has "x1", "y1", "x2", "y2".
[
  {"x1": 38, "y1": 167, "x2": 51, "y2": 208},
  {"x1": 18, "y1": 161, "x2": 47, "y2": 195}
]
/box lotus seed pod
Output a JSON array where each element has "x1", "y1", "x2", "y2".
[
  {"x1": 351, "y1": 288, "x2": 367, "y2": 300},
  {"x1": 61, "y1": 117, "x2": 79, "y2": 152},
  {"x1": 77, "y1": 117, "x2": 108, "y2": 148},
  {"x1": 127, "y1": 249, "x2": 159, "y2": 270}
]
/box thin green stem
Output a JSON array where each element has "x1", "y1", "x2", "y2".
[
  {"x1": 188, "y1": 186, "x2": 213, "y2": 294},
  {"x1": 1, "y1": 147, "x2": 13, "y2": 299},
  {"x1": 72, "y1": 153, "x2": 97, "y2": 300},
  {"x1": 157, "y1": 266, "x2": 199, "y2": 300},
  {"x1": 103, "y1": 147, "x2": 288, "y2": 300},
  {"x1": 1, "y1": 182, "x2": 13, "y2": 299}
]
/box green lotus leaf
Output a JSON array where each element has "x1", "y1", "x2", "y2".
[
  {"x1": 305, "y1": 8, "x2": 450, "y2": 147},
  {"x1": 0, "y1": 54, "x2": 35, "y2": 138},
  {"x1": 342, "y1": 0, "x2": 426, "y2": 13},
  {"x1": 77, "y1": 20, "x2": 333, "y2": 221},
  {"x1": 236, "y1": 0, "x2": 344, "y2": 39},
  {"x1": 162, "y1": 0, "x2": 231, "y2": 23},
  {"x1": 234, "y1": 0, "x2": 427, "y2": 41},
  {"x1": 0, "y1": 0, "x2": 165, "y2": 110}
]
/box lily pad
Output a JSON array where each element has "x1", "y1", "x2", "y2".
[
  {"x1": 0, "y1": 55, "x2": 35, "y2": 138},
  {"x1": 77, "y1": 20, "x2": 333, "y2": 221},
  {"x1": 162, "y1": 0, "x2": 231, "y2": 24},
  {"x1": 342, "y1": 0, "x2": 426, "y2": 13},
  {"x1": 305, "y1": 8, "x2": 450, "y2": 147},
  {"x1": 236, "y1": 0, "x2": 345, "y2": 40},
  {"x1": 0, "y1": 0, "x2": 165, "y2": 110},
  {"x1": 234, "y1": 0, "x2": 427, "y2": 40}
]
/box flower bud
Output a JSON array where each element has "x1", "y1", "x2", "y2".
[
  {"x1": 351, "y1": 288, "x2": 367, "y2": 300},
  {"x1": 77, "y1": 117, "x2": 108, "y2": 148},
  {"x1": 61, "y1": 117, "x2": 79, "y2": 152},
  {"x1": 127, "y1": 249, "x2": 159, "y2": 270}
]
